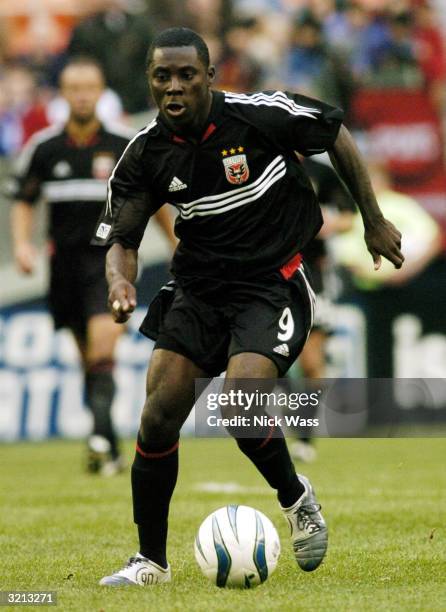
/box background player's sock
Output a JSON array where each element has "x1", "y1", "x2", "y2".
[
  {"x1": 131, "y1": 433, "x2": 179, "y2": 568},
  {"x1": 85, "y1": 360, "x2": 118, "y2": 458},
  {"x1": 236, "y1": 430, "x2": 305, "y2": 507}
]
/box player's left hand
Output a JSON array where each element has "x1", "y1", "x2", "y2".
[{"x1": 364, "y1": 216, "x2": 404, "y2": 271}]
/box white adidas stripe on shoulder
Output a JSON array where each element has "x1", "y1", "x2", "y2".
[
  {"x1": 225, "y1": 90, "x2": 321, "y2": 113},
  {"x1": 225, "y1": 95, "x2": 319, "y2": 120},
  {"x1": 224, "y1": 91, "x2": 321, "y2": 120},
  {"x1": 15, "y1": 124, "x2": 65, "y2": 177},
  {"x1": 106, "y1": 119, "x2": 157, "y2": 216}
]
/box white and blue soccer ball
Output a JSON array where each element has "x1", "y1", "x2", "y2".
[{"x1": 194, "y1": 505, "x2": 281, "y2": 588}]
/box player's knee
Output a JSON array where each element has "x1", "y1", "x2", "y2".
[
  {"x1": 85, "y1": 344, "x2": 115, "y2": 366},
  {"x1": 140, "y1": 392, "x2": 182, "y2": 445},
  {"x1": 302, "y1": 358, "x2": 324, "y2": 379}
]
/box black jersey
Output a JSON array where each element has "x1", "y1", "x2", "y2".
[
  {"x1": 12, "y1": 122, "x2": 133, "y2": 248},
  {"x1": 92, "y1": 90, "x2": 343, "y2": 279}
]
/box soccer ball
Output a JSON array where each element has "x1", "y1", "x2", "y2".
[{"x1": 194, "y1": 505, "x2": 281, "y2": 588}]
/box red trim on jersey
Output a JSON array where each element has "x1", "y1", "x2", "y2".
[
  {"x1": 65, "y1": 134, "x2": 100, "y2": 148},
  {"x1": 172, "y1": 123, "x2": 216, "y2": 144},
  {"x1": 201, "y1": 122, "x2": 216, "y2": 142},
  {"x1": 136, "y1": 440, "x2": 179, "y2": 459},
  {"x1": 279, "y1": 252, "x2": 303, "y2": 280},
  {"x1": 257, "y1": 425, "x2": 275, "y2": 449}
]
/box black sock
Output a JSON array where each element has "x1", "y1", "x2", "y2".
[
  {"x1": 85, "y1": 361, "x2": 118, "y2": 458},
  {"x1": 131, "y1": 433, "x2": 179, "y2": 568},
  {"x1": 237, "y1": 429, "x2": 304, "y2": 507}
]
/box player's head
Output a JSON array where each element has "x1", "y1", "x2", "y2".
[
  {"x1": 60, "y1": 57, "x2": 105, "y2": 123},
  {"x1": 146, "y1": 28, "x2": 215, "y2": 134}
]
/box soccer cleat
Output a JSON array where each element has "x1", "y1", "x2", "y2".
[
  {"x1": 99, "y1": 553, "x2": 171, "y2": 586},
  {"x1": 290, "y1": 440, "x2": 317, "y2": 463},
  {"x1": 86, "y1": 435, "x2": 111, "y2": 474},
  {"x1": 281, "y1": 473, "x2": 328, "y2": 571},
  {"x1": 100, "y1": 455, "x2": 126, "y2": 477},
  {"x1": 86, "y1": 436, "x2": 125, "y2": 476}
]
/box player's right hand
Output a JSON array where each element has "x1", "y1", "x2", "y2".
[
  {"x1": 14, "y1": 242, "x2": 37, "y2": 274},
  {"x1": 364, "y1": 216, "x2": 404, "y2": 271},
  {"x1": 108, "y1": 279, "x2": 137, "y2": 323}
]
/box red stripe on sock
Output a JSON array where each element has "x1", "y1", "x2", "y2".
[
  {"x1": 136, "y1": 441, "x2": 179, "y2": 459},
  {"x1": 87, "y1": 360, "x2": 114, "y2": 374},
  {"x1": 257, "y1": 425, "x2": 275, "y2": 449}
]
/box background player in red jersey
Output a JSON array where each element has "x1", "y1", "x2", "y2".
[{"x1": 11, "y1": 57, "x2": 176, "y2": 475}]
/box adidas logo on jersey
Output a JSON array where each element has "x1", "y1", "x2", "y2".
[
  {"x1": 168, "y1": 177, "x2": 187, "y2": 192},
  {"x1": 273, "y1": 343, "x2": 290, "y2": 357}
]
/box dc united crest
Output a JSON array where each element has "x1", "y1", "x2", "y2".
[{"x1": 222, "y1": 146, "x2": 249, "y2": 185}]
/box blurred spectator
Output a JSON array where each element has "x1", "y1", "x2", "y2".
[
  {"x1": 183, "y1": 0, "x2": 234, "y2": 38},
  {"x1": 214, "y1": 18, "x2": 263, "y2": 91},
  {"x1": 144, "y1": 0, "x2": 191, "y2": 31},
  {"x1": 412, "y1": 2, "x2": 446, "y2": 113},
  {"x1": 66, "y1": 0, "x2": 154, "y2": 114},
  {"x1": 0, "y1": 65, "x2": 49, "y2": 155},
  {"x1": 282, "y1": 10, "x2": 353, "y2": 110},
  {"x1": 363, "y1": 10, "x2": 422, "y2": 89}
]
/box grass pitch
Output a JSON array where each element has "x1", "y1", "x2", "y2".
[{"x1": 1, "y1": 436, "x2": 445, "y2": 611}]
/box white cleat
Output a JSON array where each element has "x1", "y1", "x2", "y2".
[
  {"x1": 281, "y1": 473, "x2": 328, "y2": 572},
  {"x1": 290, "y1": 440, "x2": 317, "y2": 463},
  {"x1": 100, "y1": 456, "x2": 126, "y2": 477},
  {"x1": 99, "y1": 553, "x2": 171, "y2": 586}
]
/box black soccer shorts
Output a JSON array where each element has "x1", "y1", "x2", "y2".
[
  {"x1": 140, "y1": 256, "x2": 316, "y2": 376},
  {"x1": 48, "y1": 244, "x2": 109, "y2": 337}
]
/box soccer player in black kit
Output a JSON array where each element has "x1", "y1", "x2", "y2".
[
  {"x1": 95, "y1": 28, "x2": 404, "y2": 585},
  {"x1": 10, "y1": 57, "x2": 175, "y2": 476}
]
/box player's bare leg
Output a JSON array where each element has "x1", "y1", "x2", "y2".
[
  {"x1": 83, "y1": 313, "x2": 123, "y2": 475},
  {"x1": 299, "y1": 330, "x2": 326, "y2": 380},
  {"x1": 225, "y1": 352, "x2": 328, "y2": 572},
  {"x1": 100, "y1": 349, "x2": 206, "y2": 586}
]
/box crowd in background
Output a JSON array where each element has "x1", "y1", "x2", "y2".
[{"x1": 0, "y1": 0, "x2": 445, "y2": 156}]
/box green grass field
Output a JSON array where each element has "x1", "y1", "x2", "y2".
[{"x1": 1, "y1": 436, "x2": 445, "y2": 611}]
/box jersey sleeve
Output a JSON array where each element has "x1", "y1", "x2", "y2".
[
  {"x1": 225, "y1": 90, "x2": 344, "y2": 156},
  {"x1": 10, "y1": 139, "x2": 46, "y2": 204},
  {"x1": 91, "y1": 131, "x2": 160, "y2": 249}
]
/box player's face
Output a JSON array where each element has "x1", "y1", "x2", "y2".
[
  {"x1": 149, "y1": 46, "x2": 215, "y2": 134},
  {"x1": 61, "y1": 65, "x2": 104, "y2": 123}
]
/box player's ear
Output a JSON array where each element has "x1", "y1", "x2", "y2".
[{"x1": 207, "y1": 65, "x2": 216, "y2": 85}]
